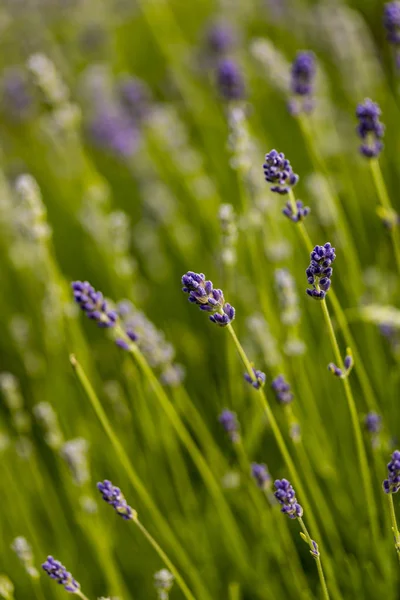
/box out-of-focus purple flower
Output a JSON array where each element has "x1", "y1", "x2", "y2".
[
  {"x1": 206, "y1": 22, "x2": 235, "y2": 55},
  {"x1": 251, "y1": 463, "x2": 271, "y2": 489},
  {"x1": 244, "y1": 368, "x2": 266, "y2": 389},
  {"x1": 306, "y1": 243, "x2": 336, "y2": 300},
  {"x1": 365, "y1": 412, "x2": 382, "y2": 434},
  {"x1": 271, "y1": 375, "x2": 293, "y2": 404},
  {"x1": 71, "y1": 281, "x2": 117, "y2": 328},
  {"x1": 1, "y1": 68, "x2": 33, "y2": 121},
  {"x1": 263, "y1": 150, "x2": 299, "y2": 195},
  {"x1": 383, "y1": 450, "x2": 400, "y2": 493},
  {"x1": 274, "y1": 478, "x2": 303, "y2": 518},
  {"x1": 216, "y1": 58, "x2": 245, "y2": 100},
  {"x1": 283, "y1": 199, "x2": 310, "y2": 222},
  {"x1": 356, "y1": 99, "x2": 384, "y2": 159},
  {"x1": 88, "y1": 105, "x2": 139, "y2": 158},
  {"x1": 117, "y1": 76, "x2": 151, "y2": 122},
  {"x1": 218, "y1": 409, "x2": 240, "y2": 442},
  {"x1": 42, "y1": 556, "x2": 80, "y2": 593},
  {"x1": 384, "y1": 2, "x2": 400, "y2": 45},
  {"x1": 328, "y1": 363, "x2": 343, "y2": 377},
  {"x1": 181, "y1": 271, "x2": 235, "y2": 326},
  {"x1": 97, "y1": 479, "x2": 136, "y2": 520},
  {"x1": 289, "y1": 51, "x2": 316, "y2": 115}
]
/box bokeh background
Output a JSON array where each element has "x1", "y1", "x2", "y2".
[{"x1": 0, "y1": 0, "x2": 400, "y2": 599}]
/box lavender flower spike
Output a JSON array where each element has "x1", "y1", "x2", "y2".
[
  {"x1": 289, "y1": 51, "x2": 316, "y2": 115},
  {"x1": 97, "y1": 480, "x2": 137, "y2": 520},
  {"x1": 365, "y1": 411, "x2": 382, "y2": 434},
  {"x1": 306, "y1": 242, "x2": 336, "y2": 300},
  {"x1": 181, "y1": 271, "x2": 235, "y2": 326},
  {"x1": 274, "y1": 478, "x2": 303, "y2": 518},
  {"x1": 72, "y1": 281, "x2": 117, "y2": 328},
  {"x1": 218, "y1": 409, "x2": 240, "y2": 442},
  {"x1": 383, "y1": 450, "x2": 400, "y2": 493},
  {"x1": 283, "y1": 199, "x2": 310, "y2": 222},
  {"x1": 263, "y1": 150, "x2": 299, "y2": 195},
  {"x1": 356, "y1": 99, "x2": 385, "y2": 158},
  {"x1": 244, "y1": 368, "x2": 266, "y2": 389},
  {"x1": 271, "y1": 375, "x2": 293, "y2": 404},
  {"x1": 216, "y1": 58, "x2": 245, "y2": 101},
  {"x1": 383, "y1": 3, "x2": 400, "y2": 46},
  {"x1": 251, "y1": 463, "x2": 271, "y2": 489},
  {"x1": 42, "y1": 556, "x2": 80, "y2": 593}
]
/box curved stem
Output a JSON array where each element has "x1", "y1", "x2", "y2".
[
  {"x1": 134, "y1": 518, "x2": 196, "y2": 600},
  {"x1": 388, "y1": 494, "x2": 400, "y2": 563},
  {"x1": 320, "y1": 300, "x2": 379, "y2": 543},
  {"x1": 298, "y1": 518, "x2": 330, "y2": 600},
  {"x1": 76, "y1": 591, "x2": 91, "y2": 600},
  {"x1": 370, "y1": 159, "x2": 400, "y2": 276},
  {"x1": 69, "y1": 354, "x2": 212, "y2": 600}
]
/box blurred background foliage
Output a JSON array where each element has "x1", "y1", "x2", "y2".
[{"x1": 0, "y1": 0, "x2": 400, "y2": 599}]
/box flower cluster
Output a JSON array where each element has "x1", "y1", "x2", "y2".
[
  {"x1": 206, "y1": 22, "x2": 235, "y2": 55},
  {"x1": 263, "y1": 150, "x2": 299, "y2": 195},
  {"x1": 154, "y1": 569, "x2": 174, "y2": 600},
  {"x1": 72, "y1": 281, "x2": 117, "y2": 328},
  {"x1": 282, "y1": 199, "x2": 310, "y2": 223},
  {"x1": 383, "y1": 450, "x2": 400, "y2": 493},
  {"x1": 251, "y1": 463, "x2": 271, "y2": 489},
  {"x1": 288, "y1": 51, "x2": 316, "y2": 115},
  {"x1": 218, "y1": 409, "x2": 240, "y2": 442},
  {"x1": 97, "y1": 480, "x2": 136, "y2": 520},
  {"x1": 365, "y1": 411, "x2": 382, "y2": 434},
  {"x1": 216, "y1": 58, "x2": 245, "y2": 100},
  {"x1": 383, "y1": 3, "x2": 400, "y2": 51},
  {"x1": 306, "y1": 243, "x2": 336, "y2": 300},
  {"x1": 274, "y1": 479, "x2": 303, "y2": 519},
  {"x1": 181, "y1": 271, "x2": 235, "y2": 326},
  {"x1": 271, "y1": 375, "x2": 293, "y2": 404},
  {"x1": 42, "y1": 556, "x2": 80, "y2": 593},
  {"x1": 328, "y1": 351, "x2": 353, "y2": 378},
  {"x1": 356, "y1": 99, "x2": 384, "y2": 158},
  {"x1": 244, "y1": 367, "x2": 266, "y2": 389}
]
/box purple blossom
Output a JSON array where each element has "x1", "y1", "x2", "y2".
[
  {"x1": 71, "y1": 281, "x2": 117, "y2": 328},
  {"x1": 206, "y1": 22, "x2": 235, "y2": 55},
  {"x1": 328, "y1": 363, "x2": 343, "y2": 377},
  {"x1": 97, "y1": 480, "x2": 135, "y2": 520},
  {"x1": 218, "y1": 409, "x2": 240, "y2": 442},
  {"x1": 181, "y1": 271, "x2": 235, "y2": 326},
  {"x1": 263, "y1": 150, "x2": 299, "y2": 195},
  {"x1": 244, "y1": 368, "x2": 266, "y2": 389},
  {"x1": 117, "y1": 76, "x2": 151, "y2": 122},
  {"x1": 216, "y1": 58, "x2": 245, "y2": 100},
  {"x1": 383, "y1": 450, "x2": 400, "y2": 493},
  {"x1": 356, "y1": 99, "x2": 384, "y2": 158},
  {"x1": 306, "y1": 243, "x2": 336, "y2": 300},
  {"x1": 274, "y1": 478, "x2": 303, "y2": 518},
  {"x1": 282, "y1": 199, "x2": 310, "y2": 222},
  {"x1": 251, "y1": 463, "x2": 271, "y2": 489},
  {"x1": 42, "y1": 556, "x2": 80, "y2": 593},
  {"x1": 271, "y1": 375, "x2": 293, "y2": 404},
  {"x1": 1, "y1": 68, "x2": 33, "y2": 121},
  {"x1": 88, "y1": 105, "x2": 139, "y2": 158},
  {"x1": 289, "y1": 51, "x2": 316, "y2": 115},
  {"x1": 365, "y1": 412, "x2": 382, "y2": 434},
  {"x1": 383, "y1": 2, "x2": 400, "y2": 45}
]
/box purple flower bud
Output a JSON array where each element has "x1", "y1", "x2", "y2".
[
  {"x1": 271, "y1": 375, "x2": 293, "y2": 404},
  {"x1": 206, "y1": 22, "x2": 235, "y2": 55},
  {"x1": 328, "y1": 363, "x2": 343, "y2": 377},
  {"x1": 216, "y1": 58, "x2": 245, "y2": 101},
  {"x1": 356, "y1": 99, "x2": 384, "y2": 159},
  {"x1": 365, "y1": 411, "x2": 382, "y2": 434},
  {"x1": 274, "y1": 478, "x2": 303, "y2": 519},
  {"x1": 263, "y1": 150, "x2": 299, "y2": 195},
  {"x1": 88, "y1": 105, "x2": 139, "y2": 159},
  {"x1": 117, "y1": 76, "x2": 151, "y2": 122},
  {"x1": 289, "y1": 51, "x2": 316, "y2": 115},
  {"x1": 182, "y1": 271, "x2": 235, "y2": 326},
  {"x1": 244, "y1": 368, "x2": 266, "y2": 390},
  {"x1": 97, "y1": 480, "x2": 135, "y2": 520},
  {"x1": 282, "y1": 199, "x2": 310, "y2": 222},
  {"x1": 306, "y1": 243, "x2": 335, "y2": 300},
  {"x1": 383, "y1": 2, "x2": 400, "y2": 45},
  {"x1": 72, "y1": 281, "x2": 117, "y2": 328},
  {"x1": 218, "y1": 409, "x2": 240, "y2": 442},
  {"x1": 42, "y1": 556, "x2": 80, "y2": 593},
  {"x1": 251, "y1": 463, "x2": 271, "y2": 489},
  {"x1": 383, "y1": 450, "x2": 400, "y2": 493}
]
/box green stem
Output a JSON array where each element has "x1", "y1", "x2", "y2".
[
  {"x1": 298, "y1": 518, "x2": 330, "y2": 600},
  {"x1": 75, "y1": 591, "x2": 91, "y2": 600},
  {"x1": 388, "y1": 494, "x2": 400, "y2": 562},
  {"x1": 69, "y1": 354, "x2": 212, "y2": 600},
  {"x1": 225, "y1": 324, "x2": 342, "y2": 599},
  {"x1": 320, "y1": 300, "x2": 379, "y2": 543},
  {"x1": 133, "y1": 518, "x2": 196, "y2": 600},
  {"x1": 369, "y1": 159, "x2": 400, "y2": 277}
]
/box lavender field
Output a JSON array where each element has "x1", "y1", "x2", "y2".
[{"x1": 0, "y1": 1, "x2": 400, "y2": 599}]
